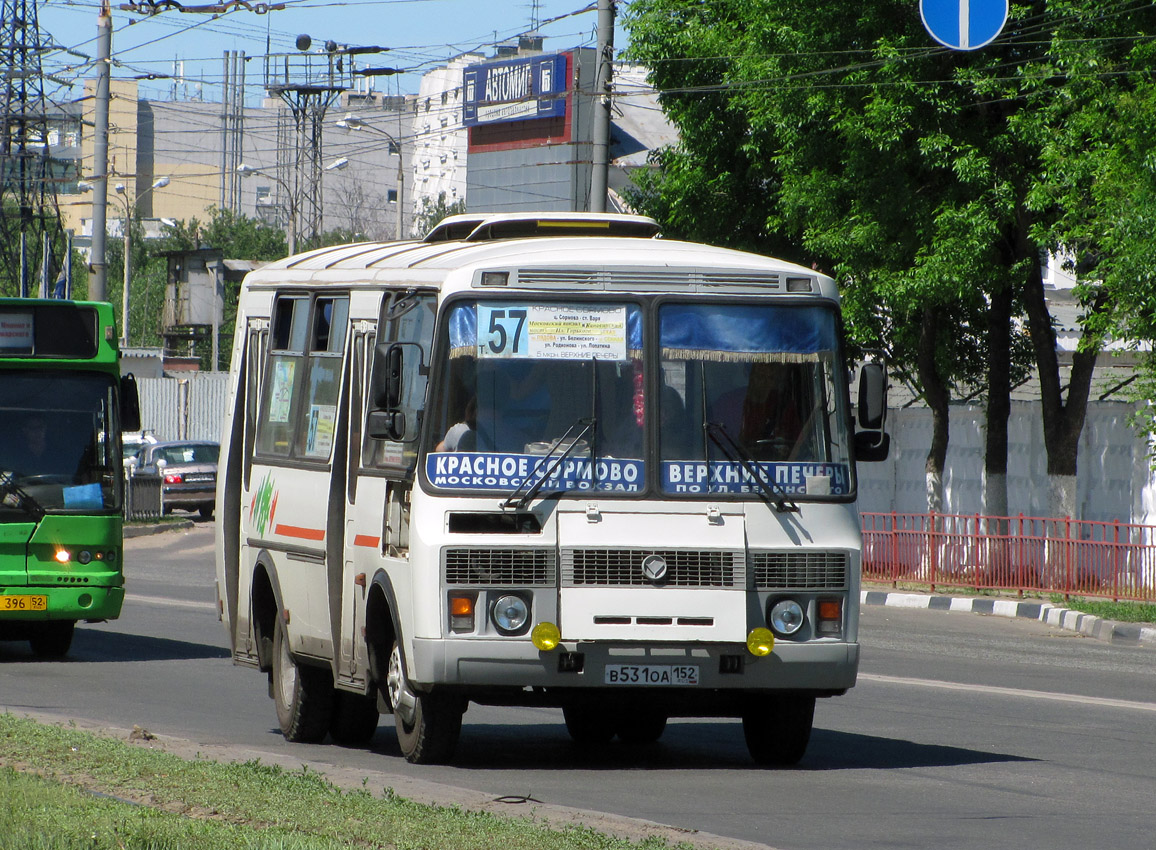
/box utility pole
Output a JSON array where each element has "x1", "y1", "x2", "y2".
[
  {"x1": 588, "y1": 0, "x2": 615, "y2": 213},
  {"x1": 0, "y1": 0, "x2": 69, "y2": 296},
  {"x1": 89, "y1": 0, "x2": 113, "y2": 301}
]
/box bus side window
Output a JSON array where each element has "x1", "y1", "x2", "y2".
[
  {"x1": 256, "y1": 297, "x2": 308, "y2": 457},
  {"x1": 365, "y1": 291, "x2": 436, "y2": 474}
]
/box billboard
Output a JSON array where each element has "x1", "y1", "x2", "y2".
[{"x1": 463, "y1": 53, "x2": 568, "y2": 127}]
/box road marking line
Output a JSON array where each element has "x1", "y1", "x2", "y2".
[
  {"x1": 860, "y1": 672, "x2": 1156, "y2": 713},
  {"x1": 127, "y1": 594, "x2": 216, "y2": 612}
]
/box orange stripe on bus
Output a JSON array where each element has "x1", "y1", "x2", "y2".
[
  {"x1": 275, "y1": 524, "x2": 325, "y2": 541},
  {"x1": 353, "y1": 534, "x2": 380, "y2": 548}
]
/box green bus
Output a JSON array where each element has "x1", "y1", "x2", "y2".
[{"x1": 0, "y1": 299, "x2": 140, "y2": 657}]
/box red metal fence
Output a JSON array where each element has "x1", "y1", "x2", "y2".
[{"x1": 861, "y1": 512, "x2": 1156, "y2": 603}]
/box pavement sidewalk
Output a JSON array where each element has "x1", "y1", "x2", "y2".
[{"x1": 862, "y1": 587, "x2": 1156, "y2": 645}]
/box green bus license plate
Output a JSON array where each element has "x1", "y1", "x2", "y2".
[
  {"x1": 1, "y1": 595, "x2": 48, "y2": 612},
  {"x1": 604, "y1": 664, "x2": 699, "y2": 686}
]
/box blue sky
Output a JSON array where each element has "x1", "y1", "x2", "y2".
[{"x1": 37, "y1": 0, "x2": 622, "y2": 103}]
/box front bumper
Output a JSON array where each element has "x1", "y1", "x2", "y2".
[{"x1": 409, "y1": 636, "x2": 859, "y2": 697}]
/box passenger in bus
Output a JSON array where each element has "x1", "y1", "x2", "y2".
[
  {"x1": 436, "y1": 397, "x2": 477, "y2": 452},
  {"x1": 708, "y1": 363, "x2": 804, "y2": 460},
  {"x1": 473, "y1": 360, "x2": 552, "y2": 453}
]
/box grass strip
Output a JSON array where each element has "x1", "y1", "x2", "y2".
[{"x1": 0, "y1": 714, "x2": 689, "y2": 850}]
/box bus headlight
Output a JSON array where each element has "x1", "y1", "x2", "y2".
[
  {"x1": 769, "y1": 599, "x2": 805, "y2": 636},
  {"x1": 491, "y1": 594, "x2": 530, "y2": 635}
]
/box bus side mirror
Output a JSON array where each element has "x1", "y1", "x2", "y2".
[
  {"x1": 371, "y1": 343, "x2": 405, "y2": 410},
  {"x1": 855, "y1": 361, "x2": 889, "y2": 462},
  {"x1": 857, "y1": 362, "x2": 886, "y2": 430},
  {"x1": 366, "y1": 410, "x2": 406, "y2": 442},
  {"x1": 121, "y1": 373, "x2": 142, "y2": 432}
]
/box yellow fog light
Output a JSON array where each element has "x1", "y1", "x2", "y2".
[
  {"x1": 747, "y1": 627, "x2": 775, "y2": 657},
  {"x1": 531, "y1": 621, "x2": 561, "y2": 651},
  {"x1": 55, "y1": 549, "x2": 71, "y2": 564}
]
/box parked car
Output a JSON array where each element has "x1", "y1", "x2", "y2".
[
  {"x1": 132, "y1": 440, "x2": 219, "y2": 519},
  {"x1": 122, "y1": 430, "x2": 158, "y2": 464}
]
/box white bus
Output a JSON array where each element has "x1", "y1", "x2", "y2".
[{"x1": 214, "y1": 212, "x2": 889, "y2": 765}]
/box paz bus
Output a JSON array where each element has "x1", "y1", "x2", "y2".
[
  {"x1": 214, "y1": 212, "x2": 889, "y2": 765},
  {"x1": 0, "y1": 299, "x2": 140, "y2": 657}
]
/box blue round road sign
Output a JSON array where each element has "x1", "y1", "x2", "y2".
[{"x1": 920, "y1": 0, "x2": 1009, "y2": 51}]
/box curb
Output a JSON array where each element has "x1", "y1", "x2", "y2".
[
  {"x1": 861, "y1": 590, "x2": 1156, "y2": 646},
  {"x1": 124, "y1": 520, "x2": 197, "y2": 539}
]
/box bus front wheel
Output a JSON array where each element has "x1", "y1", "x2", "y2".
[
  {"x1": 562, "y1": 703, "x2": 615, "y2": 744},
  {"x1": 742, "y1": 695, "x2": 815, "y2": 766},
  {"x1": 272, "y1": 618, "x2": 332, "y2": 743},
  {"x1": 387, "y1": 641, "x2": 462, "y2": 764},
  {"x1": 29, "y1": 621, "x2": 74, "y2": 658}
]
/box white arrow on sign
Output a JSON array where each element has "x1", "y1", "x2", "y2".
[{"x1": 920, "y1": 0, "x2": 1008, "y2": 51}]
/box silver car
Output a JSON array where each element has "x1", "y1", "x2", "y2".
[{"x1": 133, "y1": 440, "x2": 219, "y2": 519}]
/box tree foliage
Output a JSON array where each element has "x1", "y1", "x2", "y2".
[{"x1": 625, "y1": 0, "x2": 1156, "y2": 515}]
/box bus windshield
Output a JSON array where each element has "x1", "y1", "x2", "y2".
[
  {"x1": 424, "y1": 298, "x2": 853, "y2": 500},
  {"x1": 658, "y1": 302, "x2": 853, "y2": 498},
  {"x1": 0, "y1": 371, "x2": 121, "y2": 515},
  {"x1": 426, "y1": 300, "x2": 645, "y2": 495}
]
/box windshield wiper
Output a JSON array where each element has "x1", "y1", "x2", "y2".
[
  {"x1": 704, "y1": 422, "x2": 799, "y2": 513},
  {"x1": 501, "y1": 418, "x2": 596, "y2": 511},
  {"x1": 0, "y1": 472, "x2": 46, "y2": 520}
]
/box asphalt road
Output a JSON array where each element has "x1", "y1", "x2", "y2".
[{"x1": 2, "y1": 523, "x2": 1154, "y2": 850}]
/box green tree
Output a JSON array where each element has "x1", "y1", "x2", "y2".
[
  {"x1": 414, "y1": 192, "x2": 466, "y2": 239},
  {"x1": 625, "y1": 0, "x2": 1156, "y2": 518}
]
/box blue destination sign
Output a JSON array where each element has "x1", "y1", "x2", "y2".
[
  {"x1": 920, "y1": 0, "x2": 1008, "y2": 51},
  {"x1": 463, "y1": 53, "x2": 569, "y2": 127},
  {"x1": 662, "y1": 462, "x2": 850, "y2": 496},
  {"x1": 428, "y1": 452, "x2": 644, "y2": 493}
]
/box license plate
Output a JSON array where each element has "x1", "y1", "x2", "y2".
[
  {"x1": 1, "y1": 595, "x2": 47, "y2": 612},
  {"x1": 184, "y1": 474, "x2": 214, "y2": 482},
  {"x1": 604, "y1": 664, "x2": 699, "y2": 686}
]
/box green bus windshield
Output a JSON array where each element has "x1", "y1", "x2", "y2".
[{"x1": 0, "y1": 371, "x2": 122, "y2": 515}]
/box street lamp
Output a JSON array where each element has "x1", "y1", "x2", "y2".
[
  {"x1": 238, "y1": 163, "x2": 297, "y2": 255},
  {"x1": 114, "y1": 176, "x2": 170, "y2": 348},
  {"x1": 335, "y1": 113, "x2": 405, "y2": 241},
  {"x1": 80, "y1": 175, "x2": 170, "y2": 347}
]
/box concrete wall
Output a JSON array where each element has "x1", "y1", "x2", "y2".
[{"x1": 858, "y1": 401, "x2": 1153, "y2": 525}]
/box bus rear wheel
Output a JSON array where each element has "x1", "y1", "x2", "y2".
[
  {"x1": 742, "y1": 695, "x2": 815, "y2": 766},
  {"x1": 272, "y1": 618, "x2": 333, "y2": 743},
  {"x1": 387, "y1": 641, "x2": 462, "y2": 764},
  {"x1": 29, "y1": 621, "x2": 74, "y2": 658}
]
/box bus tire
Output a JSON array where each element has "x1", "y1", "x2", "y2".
[
  {"x1": 330, "y1": 691, "x2": 379, "y2": 747},
  {"x1": 388, "y1": 641, "x2": 462, "y2": 764},
  {"x1": 742, "y1": 695, "x2": 815, "y2": 766},
  {"x1": 562, "y1": 703, "x2": 616, "y2": 744},
  {"x1": 617, "y1": 710, "x2": 667, "y2": 745},
  {"x1": 29, "y1": 621, "x2": 74, "y2": 658},
  {"x1": 272, "y1": 618, "x2": 333, "y2": 743}
]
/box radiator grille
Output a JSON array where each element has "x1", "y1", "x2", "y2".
[
  {"x1": 444, "y1": 548, "x2": 557, "y2": 586},
  {"x1": 750, "y1": 551, "x2": 849, "y2": 590},
  {"x1": 562, "y1": 549, "x2": 744, "y2": 588}
]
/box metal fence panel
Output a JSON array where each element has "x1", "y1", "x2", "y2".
[
  {"x1": 136, "y1": 374, "x2": 229, "y2": 443},
  {"x1": 124, "y1": 472, "x2": 162, "y2": 521},
  {"x1": 862, "y1": 512, "x2": 1156, "y2": 603}
]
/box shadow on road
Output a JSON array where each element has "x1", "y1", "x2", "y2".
[
  {"x1": 0, "y1": 627, "x2": 231, "y2": 664},
  {"x1": 354, "y1": 719, "x2": 1035, "y2": 772}
]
